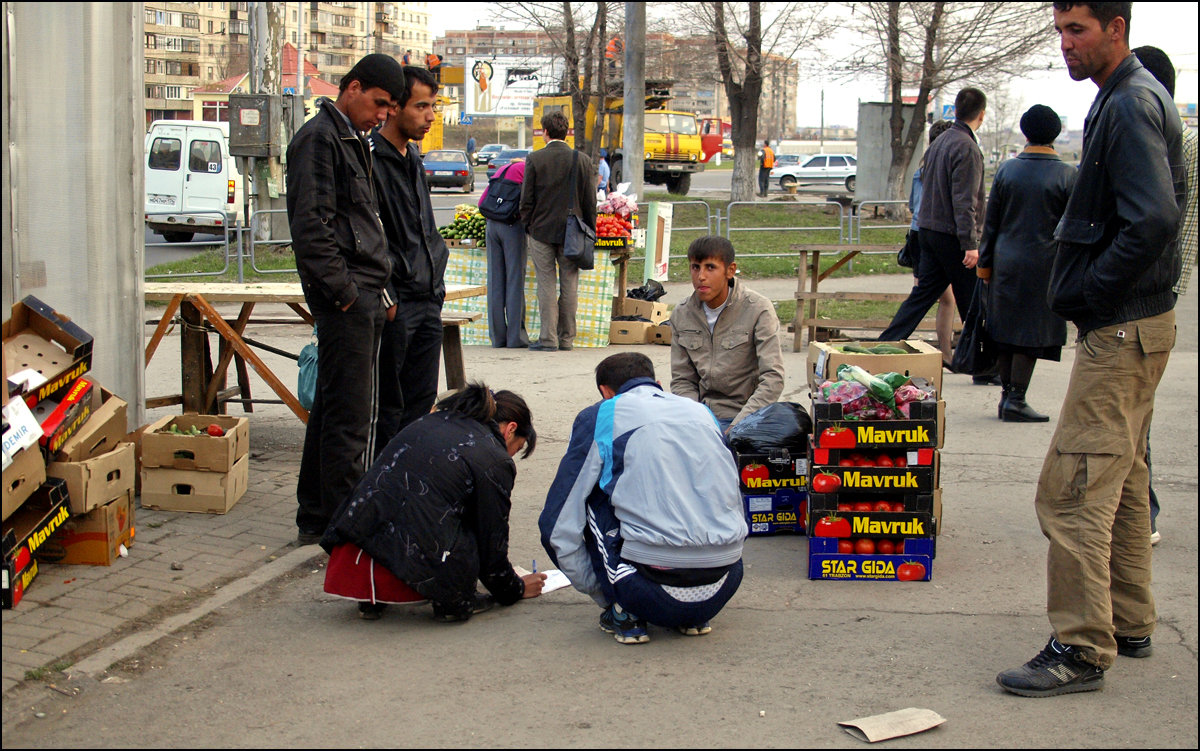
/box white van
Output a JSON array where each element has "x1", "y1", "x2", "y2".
[{"x1": 144, "y1": 120, "x2": 244, "y2": 242}]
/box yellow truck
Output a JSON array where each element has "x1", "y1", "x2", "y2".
[{"x1": 532, "y1": 89, "x2": 704, "y2": 195}]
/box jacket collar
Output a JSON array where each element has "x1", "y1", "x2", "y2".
[
  {"x1": 617, "y1": 376, "x2": 661, "y2": 395},
  {"x1": 1085, "y1": 53, "x2": 1142, "y2": 134},
  {"x1": 319, "y1": 97, "x2": 359, "y2": 140}
]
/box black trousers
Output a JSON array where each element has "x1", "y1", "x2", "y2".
[
  {"x1": 758, "y1": 167, "x2": 771, "y2": 195},
  {"x1": 374, "y1": 297, "x2": 444, "y2": 458},
  {"x1": 296, "y1": 289, "x2": 385, "y2": 534},
  {"x1": 879, "y1": 228, "x2": 977, "y2": 342}
]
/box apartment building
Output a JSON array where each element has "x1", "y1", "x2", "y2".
[{"x1": 144, "y1": 3, "x2": 203, "y2": 126}]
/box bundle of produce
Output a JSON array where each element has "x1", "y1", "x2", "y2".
[
  {"x1": 597, "y1": 191, "x2": 638, "y2": 218},
  {"x1": 816, "y1": 365, "x2": 935, "y2": 419},
  {"x1": 438, "y1": 204, "x2": 486, "y2": 243},
  {"x1": 597, "y1": 213, "x2": 633, "y2": 238}
]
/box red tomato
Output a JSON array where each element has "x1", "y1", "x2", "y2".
[
  {"x1": 873, "y1": 500, "x2": 893, "y2": 513},
  {"x1": 877, "y1": 539, "x2": 895, "y2": 554},
  {"x1": 853, "y1": 502, "x2": 873, "y2": 513},
  {"x1": 854, "y1": 538, "x2": 876, "y2": 555},
  {"x1": 891, "y1": 501, "x2": 905, "y2": 513},
  {"x1": 811, "y1": 473, "x2": 841, "y2": 494},
  {"x1": 894, "y1": 455, "x2": 908, "y2": 468},
  {"x1": 837, "y1": 503, "x2": 854, "y2": 512},
  {"x1": 838, "y1": 458, "x2": 856, "y2": 467},
  {"x1": 897, "y1": 561, "x2": 926, "y2": 581},
  {"x1": 895, "y1": 540, "x2": 905, "y2": 554},
  {"x1": 813, "y1": 516, "x2": 851, "y2": 538},
  {"x1": 838, "y1": 540, "x2": 855, "y2": 554},
  {"x1": 740, "y1": 463, "x2": 769, "y2": 485},
  {"x1": 855, "y1": 458, "x2": 875, "y2": 466},
  {"x1": 875, "y1": 454, "x2": 894, "y2": 467},
  {"x1": 820, "y1": 425, "x2": 856, "y2": 449}
]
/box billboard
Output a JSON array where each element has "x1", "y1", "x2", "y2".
[{"x1": 465, "y1": 57, "x2": 557, "y2": 117}]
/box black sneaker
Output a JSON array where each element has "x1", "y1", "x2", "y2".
[
  {"x1": 296, "y1": 530, "x2": 323, "y2": 546},
  {"x1": 358, "y1": 602, "x2": 386, "y2": 621},
  {"x1": 1116, "y1": 635, "x2": 1153, "y2": 658},
  {"x1": 431, "y1": 592, "x2": 495, "y2": 622},
  {"x1": 996, "y1": 638, "x2": 1105, "y2": 697}
]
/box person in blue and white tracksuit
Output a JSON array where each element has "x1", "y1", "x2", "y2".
[{"x1": 539, "y1": 352, "x2": 748, "y2": 644}]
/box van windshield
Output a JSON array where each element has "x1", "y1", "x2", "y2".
[{"x1": 148, "y1": 138, "x2": 181, "y2": 170}]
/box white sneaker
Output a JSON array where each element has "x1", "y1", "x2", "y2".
[{"x1": 1150, "y1": 530, "x2": 1161, "y2": 546}]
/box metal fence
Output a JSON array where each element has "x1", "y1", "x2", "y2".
[{"x1": 144, "y1": 210, "x2": 237, "y2": 280}]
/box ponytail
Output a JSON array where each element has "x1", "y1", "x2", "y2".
[{"x1": 435, "y1": 382, "x2": 496, "y2": 423}]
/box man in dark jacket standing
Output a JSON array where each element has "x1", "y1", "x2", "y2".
[
  {"x1": 997, "y1": 1, "x2": 1185, "y2": 698},
  {"x1": 520, "y1": 110, "x2": 595, "y2": 351},
  {"x1": 879, "y1": 87, "x2": 987, "y2": 344},
  {"x1": 286, "y1": 54, "x2": 406, "y2": 546},
  {"x1": 369, "y1": 66, "x2": 450, "y2": 451}
]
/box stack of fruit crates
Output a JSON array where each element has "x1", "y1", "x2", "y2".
[{"x1": 804, "y1": 341, "x2": 945, "y2": 581}]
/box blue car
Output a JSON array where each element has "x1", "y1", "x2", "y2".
[{"x1": 422, "y1": 149, "x2": 475, "y2": 193}]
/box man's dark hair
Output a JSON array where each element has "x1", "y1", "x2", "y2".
[
  {"x1": 494, "y1": 390, "x2": 536, "y2": 459},
  {"x1": 1053, "y1": 3, "x2": 1131, "y2": 43},
  {"x1": 686, "y1": 235, "x2": 736, "y2": 266},
  {"x1": 595, "y1": 353, "x2": 655, "y2": 392},
  {"x1": 340, "y1": 53, "x2": 407, "y2": 102},
  {"x1": 1133, "y1": 45, "x2": 1175, "y2": 97},
  {"x1": 400, "y1": 65, "x2": 439, "y2": 107},
  {"x1": 542, "y1": 111, "x2": 569, "y2": 140},
  {"x1": 955, "y1": 88, "x2": 987, "y2": 123}
]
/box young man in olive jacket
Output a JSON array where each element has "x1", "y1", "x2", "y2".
[
  {"x1": 669, "y1": 236, "x2": 784, "y2": 433},
  {"x1": 997, "y1": 1, "x2": 1186, "y2": 698},
  {"x1": 286, "y1": 54, "x2": 406, "y2": 545},
  {"x1": 369, "y1": 66, "x2": 451, "y2": 451}
]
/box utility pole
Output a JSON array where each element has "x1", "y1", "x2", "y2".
[
  {"x1": 622, "y1": 2, "x2": 645, "y2": 197},
  {"x1": 250, "y1": 2, "x2": 285, "y2": 240}
]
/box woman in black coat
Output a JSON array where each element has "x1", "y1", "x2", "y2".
[
  {"x1": 321, "y1": 384, "x2": 546, "y2": 620},
  {"x1": 976, "y1": 105, "x2": 1076, "y2": 422}
]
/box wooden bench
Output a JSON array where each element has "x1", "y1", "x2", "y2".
[
  {"x1": 441, "y1": 311, "x2": 483, "y2": 391},
  {"x1": 791, "y1": 244, "x2": 960, "y2": 351}
]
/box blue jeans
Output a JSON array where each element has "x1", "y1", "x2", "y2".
[{"x1": 585, "y1": 490, "x2": 743, "y2": 628}]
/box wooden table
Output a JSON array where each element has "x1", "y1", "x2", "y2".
[
  {"x1": 791, "y1": 244, "x2": 912, "y2": 351},
  {"x1": 145, "y1": 282, "x2": 486, "y2": 422}
]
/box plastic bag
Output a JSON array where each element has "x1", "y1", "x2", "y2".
[
  {"x1": 626, "y1": 279, "x2": 666, "y2": 302},
  {"x1": 727, "y1": 402, "x2": 813, "y2": 453},
  {"x1": 297, "y1": 327, "x2": 318, "y2": 411}
]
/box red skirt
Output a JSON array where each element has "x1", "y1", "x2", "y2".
[{"x1": 324, "y1": 543, "x2": 428, "y2": 604}]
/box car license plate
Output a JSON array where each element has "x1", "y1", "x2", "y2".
[
  {"x1": 434, "y1": 171, "x2": 451, "y2": 176},
  {"x1": 667, "y1": 165, "x2": 683, "y2": 171},
  {"x1": 148, "y1": 194, "x2": 176, "y2": 205}
]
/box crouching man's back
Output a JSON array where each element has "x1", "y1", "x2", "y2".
[{"x1": 540, "y1": 353, "x2": 748, "y2": 644}]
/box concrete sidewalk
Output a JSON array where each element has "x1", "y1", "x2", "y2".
[{"x1": 3, "y1": 274, "x2": 1196, "y2": 744}]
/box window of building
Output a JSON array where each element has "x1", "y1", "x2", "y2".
[
  {"x1": 207, "y1": 66, "x2": 214, "y2": 79},
  {"x1": 148, "y1": 137, "x2": 182, "y2": 170},
  {"x1": 145, "y1": 33, "x2": 156, "y2": 49}
]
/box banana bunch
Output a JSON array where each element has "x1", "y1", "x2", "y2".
[{"x1": 454, "y1": 204, "x2": 480, "y2": 221}]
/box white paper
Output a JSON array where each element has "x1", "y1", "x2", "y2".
[
  {"x1": 838, "y1": 707, "x2": 946, "y2": 743},
  {"x1": 513, "y1": 566, "x2": 572, "y2": 594}
]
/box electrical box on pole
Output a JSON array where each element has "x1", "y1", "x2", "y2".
[{"x1": 228, "y1": 93, "x2": 283, "y2": 158}]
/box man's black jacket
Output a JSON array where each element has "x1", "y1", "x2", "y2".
[
  {"x1": 1050, "y1": 54, "x2": 1186, "y2": 333},
  {"x1": 285, "y1": 98, "x2": 391, "y2": 309}
]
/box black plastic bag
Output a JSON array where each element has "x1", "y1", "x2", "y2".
[
  {"x1": 727, "y1": 402, "x2": 813, "y2": 453},
  {"x1": 951, "y1": 279, "x2": 999, "y2": 376},
  {"x1": 626, "y1": 279, "x2": 666, "y2": 302}
]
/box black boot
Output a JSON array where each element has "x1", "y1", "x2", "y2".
[
  {"x1": 1002, "y1": 387, "x2": 1049, "y2": 422},
  {"x1": 998, "y1": 384, "x2": 1009, "y2": 419}
]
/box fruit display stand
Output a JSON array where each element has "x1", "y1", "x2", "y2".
[{"x1": 806, "y1": 348, "x2": 944, "y2": 581}]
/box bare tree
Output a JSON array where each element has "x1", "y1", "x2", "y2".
[
  {"x1": 492, "y1": 3, "x2": 620, "y2": 158},
  {"x1": 675, "y1": 3, "x2": 830, "y2": 201},
  {"x1": 841, "y1": 2, "x2": 1056, "y2": 201},
  {"x1": 977, "y1": 85, "x2": 1024, "y2": 163}
]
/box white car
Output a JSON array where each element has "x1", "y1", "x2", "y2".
[{"x1": 770, "y1": 153, "x2": 857, "y2": 193}]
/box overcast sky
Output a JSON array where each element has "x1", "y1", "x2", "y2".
[{"x1": 428, "y1": 2, "x2": 1198, "y2": 130}]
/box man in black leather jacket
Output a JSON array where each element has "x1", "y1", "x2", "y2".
[
  {"x1": 998, "y1": 1, "x2": 1186, "y2": 699},
  {"x1": 285, "y1": 54, "x2": 406, "y2": 545}
]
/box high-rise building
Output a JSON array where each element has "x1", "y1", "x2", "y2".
[{"x1": 144, "y1": 3, "x2": 203, "y2": 126}]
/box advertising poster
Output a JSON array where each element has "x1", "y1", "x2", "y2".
[
  {"x1": 465, "y1": 57, "x2": 555, "y2": 117},
  {"x1": 643, "y1": 202, "x2": 673, "y2": 283}
]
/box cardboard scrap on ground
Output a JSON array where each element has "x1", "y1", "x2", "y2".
[{"x1": 838, "y1": 707, "x2": 946, "y2": 743}]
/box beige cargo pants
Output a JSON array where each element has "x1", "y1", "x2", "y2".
[{"x1": 1034, "y1": 310, "x2": 1175, "y2": 669}]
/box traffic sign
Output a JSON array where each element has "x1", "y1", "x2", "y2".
[
  {"x1": 459, "y1": 114, "x2": 473, "y2": 125},
  {"x1": 283, "y1": 87, "x2": 296, "y2": 95},
  {"x1": 942, "y1": 104, "x2": 955, "y2": 120}
]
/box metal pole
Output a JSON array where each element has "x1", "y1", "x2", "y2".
[{"x1": 622, "y1": 2, "x2": 644, "y2": 197}]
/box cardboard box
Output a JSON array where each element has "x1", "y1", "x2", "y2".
[
  {"x1": 122, "y1": 423, "x2": 154, "y2": 496},
  {"x1": 808, "y1": 492, "x2": 938, "y2": 519},
  {"x1": 808, "y1": 455, "x2": 939, "y2": 495},
  {"x1": 650, "y1": 323, "x2": 672, "y2": 346},
  {"x1": 612, "y1": 297, "x2": 669, "y2": 325},
  {"x1": 31, "y1": 376, "x2": 95, "y2": 456},
  {"x1": 141, "y1": 414, "x2": 249, "y2": 473},
  {"x1": 141, "y1": 454, "x2": 249, "y2": 514},
  {"x1": 3, "y1": 445, "x2": 47, "y2": 522},
  {"x1": 811, "y1": 445, "x2": 936, "y2": 468},
  {"x1": 608, "y1": 321, "x2": 656, "y2": 345},
  {"x1": 743, "y1": 491, "x2": 807, "y2": 535},
  {"x1": 54, "y1": 384, "x2": 128, "y2": 463},
  {"x1": 37, "y1": 490, "x2": 134, "y2": 566},
  {"x1": 2, "y1": 396, "x2": 42, "y2": 468},
  {"x1": 808, "y1": 340, "x2": 943, "y2": 394},
  {"x1": 2, "y1": 478, "x2": 71, "y2": 608},
  {"x1": 46, "y1": 442, "x2": 136, "y2": 515},
  {"x1": 812, "y1": 399, "x2": 945, "y2": 450},
  {"x1": 3, "y1": 295, "x2": 94, "y2": 407},
  {"x1": 808, "y1": 536, "x2": 934, "y2": 581},
  {"x1": 736, "y1": 449, "x2": 808, "y2": 495}
]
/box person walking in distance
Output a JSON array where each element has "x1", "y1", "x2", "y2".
[
  {"x1": 756, "y1": 140, "x2": 775, "y2": 197},
  {"x1": 520, "y1": 110, "x2": 596, "y2": 352},
  {"x1": 285, "y1": 54, "x2": 407, "y2": 546},
  {"x1": 997, "y1": 1, "x2": 1185, "y2": 698}
]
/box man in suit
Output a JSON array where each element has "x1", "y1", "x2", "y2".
[{"x1": 520, "y1": 110, "x2": 596, "y2": 351}]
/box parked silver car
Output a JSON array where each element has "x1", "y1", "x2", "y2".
[{"x1": 770, "y1": 153, "x2": 857, "y2": 192}]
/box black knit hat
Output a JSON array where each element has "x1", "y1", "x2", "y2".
[
  {"x1": 342, "y1": 53, "x2": 407, "y2": 102},
  {"x1": 1020, "y1": 104, "x2": 1061, "y2": 146}
]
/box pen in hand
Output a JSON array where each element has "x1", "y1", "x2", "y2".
[{"x1": 532, "y1": 559, "x2": 537, "y2": 574}]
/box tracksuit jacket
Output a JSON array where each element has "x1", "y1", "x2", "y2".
[{"x1": 539, "y1": 378, "x2": 748, "y2": 606}]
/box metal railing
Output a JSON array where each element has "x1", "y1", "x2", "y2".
[
  {"x1": 849, "y1": 200, "x2": 910, "y2": 244},
  {"x1": 247, "y1": 208, "x2": 296, "y2": 278},
  {"x1": 723, "y1": 200, "x2": 846, "y2": 257},
  {"x1": 144, "y1": 209, "x2": 236, "y2": 279}
]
